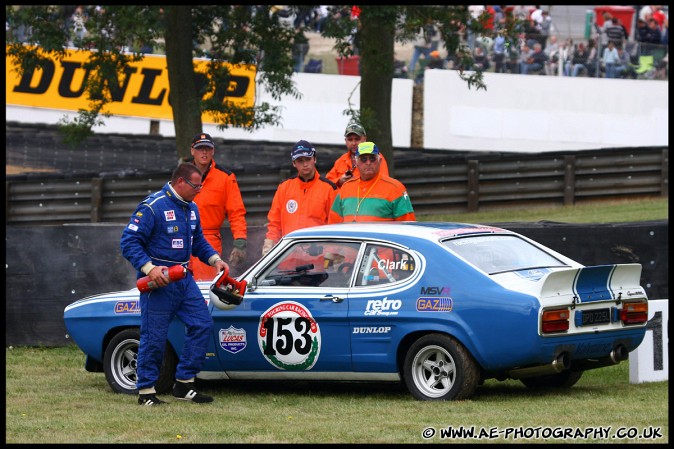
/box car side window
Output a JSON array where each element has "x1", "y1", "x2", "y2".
[
  {"x1": 258, "y1": 241, "x2": 361, "y2": 288},
  {"x1": 356, "y1": 244, "x2": 416, "y2": 287}
]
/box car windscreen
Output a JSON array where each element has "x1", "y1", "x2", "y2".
[{"x1": 442, "y1": 234, "x2": 568, "y2": 274}]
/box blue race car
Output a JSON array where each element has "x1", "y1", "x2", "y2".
[{"x1": 63, "y1": 222, "x2": 649, "y2": 401}]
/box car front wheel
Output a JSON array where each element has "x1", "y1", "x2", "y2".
[
  {"x1": 103, "y1": 328, "x2": 177, "y2": 395},
  {"x1": 403, "y1": 333, "x2": 480, "y2": 401}
]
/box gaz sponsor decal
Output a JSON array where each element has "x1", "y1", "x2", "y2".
[
  {"x1": 258, "y1": 301, "x2": 321, "y2": 370},
  {"x1": 364, "y1": 297, "x2": 401, "y2": 316},
  {"x1": 114, "y1": 301, "x2": 140, "y2": 314},
  {"x1": 416, "y1": 297, "x2": 453, "y2": 312},
  {"x1": 219, "y1": 325, "x2": 247, "y2": 354}
]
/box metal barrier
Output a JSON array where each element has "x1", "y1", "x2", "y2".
[{"x1": 5, "y1": 147, "x2": 668, "y2": 225}]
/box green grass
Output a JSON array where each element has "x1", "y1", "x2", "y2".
[
  {"x1": 422, "y1": 197, "x2": 669, "y2": 224},
  {"x1": 5, "y1": 345, "x2": 668, "y2": 444}
]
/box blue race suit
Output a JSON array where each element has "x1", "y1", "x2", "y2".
[{"x1": 120, "y1": 181, "x2": 219, "y2": 390}]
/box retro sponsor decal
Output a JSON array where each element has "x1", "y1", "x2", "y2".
[
  {"x1": 219, "y1": 325, "x2": 247, "y2": 354},
  {"x1": 258, "y1": 301, "x2": 321, "y2": 370},
  {"x1": 364, "y1": 297, "x2": 402, "y2": 316},
  {"x1": 416, "y1": 297, "x2": 453, "y2": 312},
  {"x1": 166, "y1": 225, "x2": 179, "y2": 233},
  {"x1": 164, "y1": 210, "x2": 176, "y2": 221},
  {"x1": 114, "y1": 301, "x2": 140, "y2": 314},
  {"x1": 285, "y1": 199, "x2": 298, "y2": 214},
  {"x1": 353, "y1": 326, "x2": 391, "y2": 334},
  {"x1": 127, "y1": 223, "x2": 139, "y2": 232},
  {"x1": 171, "y1": 239, "x2": 184, "y2": 249}
]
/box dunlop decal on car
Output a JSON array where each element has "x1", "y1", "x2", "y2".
[
  {"x1": 219, "y1": 325, "x2": 247, "y2": 354},
  {"x1": 258, "y1": 301, "x2": 321, "y2": 370}
]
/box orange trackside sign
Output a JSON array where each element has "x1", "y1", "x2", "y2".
[{"x1": 5, "y1": 46, "x2": 256, "y2": 124}]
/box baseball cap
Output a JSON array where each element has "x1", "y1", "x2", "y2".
[
  {"x1": 356, "y1": 141, "x2": 379, "y2": 156},
  {"x1": 291, "y1": 140, "x2": 316, "y2": 160},
  {"x1": 344, "y1": 122, "x2": 366, "y2": 137},
  {"x1": 192, "y1": 132, "x2": 214, "y2": 148}
]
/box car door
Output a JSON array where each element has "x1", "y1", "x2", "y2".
[{"x1": 211, "y1": 240, "x2": 361, "y2": 373}]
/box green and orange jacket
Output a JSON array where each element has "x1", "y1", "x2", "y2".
[
  {"x1": 328, "y1": 174, "x2": 415, "y2": 223},
  {"x1": 325, "y1": 151, "x2": 389, "y2": 187}
]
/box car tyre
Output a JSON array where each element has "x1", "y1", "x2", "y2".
[
  {"x1": 519, "y1": 370, "x2": 583, "y2": 389},
  {"x1": 103, "y1": 328, "x2": 178, "y2": 395},
  {"x1": 403, "y1": 333, "x2": 480, "y2": 401}
]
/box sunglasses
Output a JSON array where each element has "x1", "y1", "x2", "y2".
[
  {"x1": 358, "y1": 155, "x2": 378, "y2": 163},
  {"x1": 182, "y1": 177, "x2": 203, "y2": 190}
]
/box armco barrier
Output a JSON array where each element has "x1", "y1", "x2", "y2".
[
  {"x1": 4, "y1": 220, "x2": 667, "y2": 347},
  {"x1": 6, "y1": 143, "x2": 669, "y2": 225}
]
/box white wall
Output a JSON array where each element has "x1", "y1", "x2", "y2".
[
  {"x1": 5, "y1": 72, "x2": 414, "y2": 149},
  {"x1": 424, "y1": 70, "x2": 669, "y2": 153},
  {"x1": 6, "y1": 71, "x2": 668, "y2": 153}
]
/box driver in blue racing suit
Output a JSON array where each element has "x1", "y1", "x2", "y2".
[{"x1": 120, "y1": 163, "x2": 228, "y2": 406}]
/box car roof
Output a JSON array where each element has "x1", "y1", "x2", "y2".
[{"x1": 285, "y1": 222, "x2": 512, "y2": 242}]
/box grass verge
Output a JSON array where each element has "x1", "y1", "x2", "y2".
[{"x1": 5, "y1": 345, "x2": 668, "y2": 444}]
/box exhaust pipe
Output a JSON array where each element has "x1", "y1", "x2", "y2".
[
  {"x1": 508, "y1": 353, "x2": 570, "y2": 380},
  {"x1": 571, "y1": 344, "x2": 630, "y2": 372},
  {"x1": 610, "y1": 344, "x2": 629, "y2": 363}
]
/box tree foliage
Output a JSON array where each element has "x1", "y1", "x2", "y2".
[{"x1": 6, "y1": 5, "x2": 519, "y2": 168}]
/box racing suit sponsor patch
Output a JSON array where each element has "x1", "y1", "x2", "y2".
[
  {"x1": 172, "y1": 239, "x2": 184, "y2": 249},
  {"x1": 164, "y1": 210, "x2": 176, "y2": 221},
  {"x1": 127, "y1": 223, "x2": 139, "y2": 231}
]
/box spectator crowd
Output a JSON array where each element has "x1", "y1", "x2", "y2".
[{"x1": 405, "y1": 5, "x2": 668, "y2": 82}]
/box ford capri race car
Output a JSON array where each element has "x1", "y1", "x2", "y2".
[{"x1": 63, "y1": 222, "x2": 649, "y2": 401}]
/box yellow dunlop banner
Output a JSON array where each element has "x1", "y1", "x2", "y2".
[{"x1": 5, "y1": 46, "x2": 256, "y2": 124}]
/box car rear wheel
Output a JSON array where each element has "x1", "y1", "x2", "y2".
[
  {"x1": 520, "y1": 370, "x2": 583, "y2": 389},
  {"x1": 103, "y1": 328, "x2": 177, "y2": 395},
  {"x1": 403, "y1": 333, "x2": 480, "y2": 401}
]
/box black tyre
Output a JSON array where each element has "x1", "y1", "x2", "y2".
[
  {"x1": 520, "y1": 370, "x2": 583, "y2": 389},
  {"x1": 103, "y1": 328, "x2": 178, "y2": 395},
  {"x1": 403, "y1": 333, "x2": 480, "y2": 401}
]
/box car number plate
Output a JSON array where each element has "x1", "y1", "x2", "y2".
[{"x1": 581, "y1": 308, "x2": 611, "y2": 326}]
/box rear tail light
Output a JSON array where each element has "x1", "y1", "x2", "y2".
[
  {"x1": 620, "y1": 301, "x2": 648, "y2": 325},
  {"x1": 542, "y1": 308, "x2": 570, "y2": 333}
]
